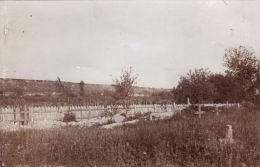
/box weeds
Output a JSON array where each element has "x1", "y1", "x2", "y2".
[
  {"x1": 1, "y1": 107, "x2": 260, "y2": 166},
  {"x1": 63, "y1": 113, "x2": 76, "y2": 123}
]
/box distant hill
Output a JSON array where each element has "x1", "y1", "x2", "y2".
[{"x1": 0, "y1": 78, "x2": 169, "y2": 97}]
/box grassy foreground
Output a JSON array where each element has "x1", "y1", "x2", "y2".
[{"x1": 1, "y1": 107, "x2": 260, "y2": 167}]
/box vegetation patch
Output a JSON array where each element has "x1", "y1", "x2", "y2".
[
  {"x1": 1, "y1": 107, "x2": 259, "y2": 167},
  {"x1": 62, "y1": 112, "x2": 76, "y2": 123}
]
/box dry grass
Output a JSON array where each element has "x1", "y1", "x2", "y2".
[{"x1": 1, "y1": 107, "x2": 260, "y2": 167}]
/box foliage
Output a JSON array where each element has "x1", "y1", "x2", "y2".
[
  {"x1": 173, "y1": 46, "x2": 259, "y2": 104},
  {"x1": 79, "y1": 80, "x2": 85, "y2": 96},
  {"x1": 208, "y1": 74, "x2": 242, "y2": 103},
  {"x1": 63, "y1": 112, "x2": 76, "y2": 122},
  {"x1": 101, "y1": 105, "x2": 119, "y2": 118},
  {"x1": 240, "y1": 101, "x2": 256, "y2": 111},
  {"x1": 113, "y1": 67, "x2": 138, "y2": 106},
  {"x1": 224, "y1": 46, "x2": 259, "y2": 100},
  {"x1": 13, "y1": 87, "x2": 24, "y2": 97},
  {"x1": 150, "y1": 90, "x2": 174, "y2": 104},
  {"x1": 1, "y1": 108, "x2": 260, "y2": 166},
  {"x1": 173, "y1": 68, "x2": 215, "y2": 103}
]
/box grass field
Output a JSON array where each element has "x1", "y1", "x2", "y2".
[{"x1": 1, "y1": 106, "x2": 260, "y2": 167}]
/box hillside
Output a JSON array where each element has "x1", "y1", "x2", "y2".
[{"x1": 0, "y1": 78, "x2": 168, "y2": 97}]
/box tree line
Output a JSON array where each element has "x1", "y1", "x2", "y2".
[
  {"x1": 84, "y1": 45, "x2": 259, "y2": 105},
  {"x1": 0, "y1": 45, "x2": 259, "y2": 106},
  {"x1": 173, "y1": 46, "x2": 260, "y2": 104}
]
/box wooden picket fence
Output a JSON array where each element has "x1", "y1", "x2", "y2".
[{"x1": 0, "y1": 103, "x2": 238, "y2": 125}]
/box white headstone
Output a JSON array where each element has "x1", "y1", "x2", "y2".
[
  {"x1": 187, "y1": 97, "x2": 190, "y2": 105},
  {"x1": 226, "y1": 125, "x2": 234, "y2": 144}
]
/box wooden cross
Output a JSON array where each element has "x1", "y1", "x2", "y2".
[
  {"x1": 215, "y1": 105, "x2": 219, "y2": 116},
  {"x1": 195, "y1": 104, "x2": 205, "y2": 119}
]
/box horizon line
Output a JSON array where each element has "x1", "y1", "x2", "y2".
[{"x1": 0, "y1": 77, "x2": 171, "y2": 90}]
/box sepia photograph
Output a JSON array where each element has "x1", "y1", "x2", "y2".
[{"x1": 0, "y1": 0, "x2": 260, "y2": 166}]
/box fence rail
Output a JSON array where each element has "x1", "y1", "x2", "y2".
[{"x1": 0, "y1": 103, "x2": 238, "y2": 125}]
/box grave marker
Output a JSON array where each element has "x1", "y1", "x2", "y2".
[
  {"x1": 226, "y1": 101, "x2": 229, "y2": 111},
  {"x1": 215, "y1": 105, "x2": 219, "y2": 116},
  {"x1": 153, "y1": 104, "x2": 156, "y2": 113},
  {"x1": 195, "y1": 104, "x2": 205, "y2": 119},
  {"x1": 226, "y1": 125, "x2": 234, "y2": 144},
  {"x1": 187, "y1": 97, "x2": 190, "y2": 105}
]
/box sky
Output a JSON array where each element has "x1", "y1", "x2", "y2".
[{"x1": 0, "y1": 0, "x2": 260, "y2": 88}]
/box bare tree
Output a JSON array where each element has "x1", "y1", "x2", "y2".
[
  {"x1": 55, "y1": 77, "x2": 71, "y2": 103},
  {"x1": 55, "y1": 77, "x2": 65, "y2": 93}
]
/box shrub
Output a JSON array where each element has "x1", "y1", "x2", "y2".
[
  {"x1": 63, "y1": 112, "x2": 76, "y2": 122},
  {"x1": 1, "y1": 107, "x2": 260, "y2": 166},
  {"x1": 241, "y1": 101, "x2": 255, "y2": 111}
]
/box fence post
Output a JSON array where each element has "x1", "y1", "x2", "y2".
[
  {"x1": 68, "y1": 105, "x2": 71, "y2": 113},
  {"x1": 80, "y1": 108, "x2": 83, "y2": 120},
  {"x1": 226, "y1": 101, "x2": 229, "y2": 111},
  {"x1": 31, "y1": 106, "x2": 34, "y2": 125},
  {"x1": 0, "y1": 107, "x2": 1, "y2": 122},
  {"x1": 87, "y1": 106, "x2": 91, "y2": 119},
  {"x1": 44, "y1": 104, "x2": 47, "y2": 120},
  {"x1": 19, "y1": 105, "x2": 25, "y2": 126},
  {"x1": 24, "y1": 105, "x2": 28, "y2": 125},
  {"x1": 13, "y1": 106, "x2": 16, "y2": 124}
]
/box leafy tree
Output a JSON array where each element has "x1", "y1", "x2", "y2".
[
  {"x1": 208, "y1": 74, "x2": 242, "y2": 103},
  {"x1": 79, "y1": 80, "x2": 85, "y2": 96},
  {"x1": 173, "y1": 68, "x2": 215, "y2": 104},
  {"x1": 223, "y1": 46, "x2": 259, "y2": 100},
  {"x1": 113, "y1": 67, "x2": 138, "y2": 106},
  {"x1": 255, "y1": 62, "x2": 260, "y2": 103}
]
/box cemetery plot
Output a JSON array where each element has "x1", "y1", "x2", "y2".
[
  {"x1": 1, "y1": 105, "x2": 259, "y2": 167},
  {"x1": 0, "y1": 103, "x2": 239, "y2": 130}
]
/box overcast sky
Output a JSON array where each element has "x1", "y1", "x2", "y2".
[{"x1": 1, "y1": 0, "x2": 260, "y2": 88}]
